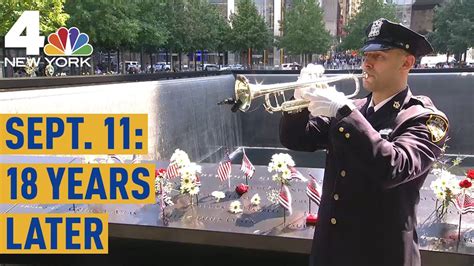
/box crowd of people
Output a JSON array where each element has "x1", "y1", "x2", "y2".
[{"x1": 316, "y1": 52, "x2": 364, "y2": 70}]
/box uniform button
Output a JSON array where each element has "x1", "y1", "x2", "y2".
[
  {"x1": 333, "y1": 194, "x2": 339, "y2": 201},
  {"x1": 340, "y1": 170, "x2": 346, "y2": 177},
  {"x1": 339, "y1": 127, "x2": 344, "y2": 132},
  {"x1": 331, "y1": 218, "x2": 337, "y2": 225},
  {"x1": 345, "y1": 133, "x2": 350, "y2": 139}
]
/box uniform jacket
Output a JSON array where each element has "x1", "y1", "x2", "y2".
[{"x1": 279, "y1": 88, "x2": 449, "y2": 266}]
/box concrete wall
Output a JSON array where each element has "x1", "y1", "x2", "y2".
[
  {"x1": 0, "y1": 75, "x2": 241, "y2": 162},
  {"x1": 0, "y1": 71, "x2": 471, "y2": 161}
]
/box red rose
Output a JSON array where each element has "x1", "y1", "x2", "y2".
[
  {"x1": 467, "y1": 169, "x2": 474, "y2": 180},
  {"x1": 306, "y1": 213, "x2": 318, "y2": 225},
  {"x1": 235, "y1": 183, "x2": 249, "y2": 196},
  {"x1": 155, "y1": 168, "x2": 167, "y2": 177},
  {"x1": 459, "y1": 179, "x2": 472, "y2": 189}
]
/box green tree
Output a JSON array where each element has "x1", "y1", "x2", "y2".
[
  {"x1": 215, "y1": 14, "x2": 232, "y2": 66},
  {"x1": 230, "y1": 0, "x2": 273, "y2": 68},
  {"x1": 0, "y1": 0, "x2": 69, "y2": 36},
  {"x1": 65, "y1": 1, "x2": 140, "y2": 73},
  {"x1": 163, "y1": 0, "x2": 191, "y2": 70},
  {"x1": 429, "y1": 0, "x2": 474, "y2": 63},
  {"x1": 0, "y1": 0, "x2": 68, "y2": 77},
  {"x1": 339, "y1": 0, "x2": 397, "y2": 51},
  {"x1": 278, "y1": 0, "x2": 331, "y2": 65},
  {"x1": 136, "y1": 0, "x2": 169, "y2": 71},
  {"x1": 185, "y1": 0, "x2": 226, "y2": 70}
]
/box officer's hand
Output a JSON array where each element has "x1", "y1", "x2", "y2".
[
  {"x1": 294, "y1": 86, "x2": 315, "y2": 100},
  {"x1": 302, "y1": 87, "x2": 354, "y2": 117}
]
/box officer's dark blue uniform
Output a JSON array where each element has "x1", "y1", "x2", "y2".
[{"x1": 280, "y1": 19, "x2": 449, "y2": 266}]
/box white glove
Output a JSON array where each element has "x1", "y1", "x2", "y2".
[
  {"x1": 302, "y1": 87, "x2": 355, "y2": 117},
  {"x1": 294, "y1": 86, "x2": 315, "y2": 100},
  {"x1": 293, "y1": 64, "x2": 325, "y2": 100}
]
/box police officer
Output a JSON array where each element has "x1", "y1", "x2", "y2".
[{"x1": 280, "y1": 18, "x2": 449, "y2": 266}]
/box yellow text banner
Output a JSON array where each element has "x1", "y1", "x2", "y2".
[
  {"x1": 0, "y1": 163, "x2": 156, "y2": 204},
  {"x1": 0, "y1": 213, "x2": 108, "y2": 254},
  {"x1": 0, "y1": 114, "x2": 148, "y2": 154}
]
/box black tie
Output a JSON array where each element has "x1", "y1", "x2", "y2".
[{"x1": 366, "y1": 106, "x2": 375, "y2": 118}]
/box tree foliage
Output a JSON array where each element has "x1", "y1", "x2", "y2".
[
  {"x1": 429, "y1": 0, "x2": 474, "y2": 61},
  {"x1": 185, "y1": 0, "x2": 226, "y2": 52},
  {"x1": 65, "y1": 1, "x2": 140, "y2": 51},
  {"x1": 0, "y1": 0, "x2": 69, "y2": 36},
  {"x1": 136, "y1": 0, "x2": 169, "y2": 54},
  {"x1": 163, "y1": 0, "x2": 191, "y2": 53},
  {"x1": 339, "y1": 0, "x2": 397, "y2": 51},
  {"x1": 229, "y1": 0, "x2": 273, "y2": 52},
  {"x1": 278, "y1": 0, "x2": 331, "y2": 56}
]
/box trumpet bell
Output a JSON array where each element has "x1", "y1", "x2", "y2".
[{"x1": 234, "y1": 75, "x2": 252, "y2": 112}]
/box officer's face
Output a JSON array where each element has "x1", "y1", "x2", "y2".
[{"x1": 361, "y1": 49, "x2": 411, "y2": 92}]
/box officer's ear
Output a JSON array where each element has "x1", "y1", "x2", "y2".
[{"x1": 399, "y1": 50, "x2": 415, "y2": 71}]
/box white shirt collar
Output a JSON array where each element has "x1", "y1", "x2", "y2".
[{"x1": 368, "y1": 93, "x2": 398, "y2": 112}]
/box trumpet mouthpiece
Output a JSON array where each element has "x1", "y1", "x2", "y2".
[{"x1": 217, "y1": 98, "x2": 236, "y2": 105}]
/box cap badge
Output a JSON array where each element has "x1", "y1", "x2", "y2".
[{"x1": 368, "y1": 19, "x2": 383, "y2": 38}]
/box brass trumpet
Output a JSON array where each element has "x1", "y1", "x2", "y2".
[
  {"x1": 230, "y1": 71, "x2": 366, "y2": 113},
  {"x1": 218, "y1": 64, "x2": 367, "y2": 113}
]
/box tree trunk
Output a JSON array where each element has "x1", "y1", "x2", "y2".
[
  {"x1": 194, "y1": 51, "x2": 197, "y2": 71},
  {"x1": 1, "y1": 39, "x2": 5, "y2": 78},
  {"x1": 169, "y1": 49, "x2": 173, "y2": 71},
  {"x1": 140, "y1": 46, "x2": 144, "y2": 72},
  {"x1": 118, "y1": 49, "x2": 122, "y2": 74},
  {"x1": 150, "y1": 53, "x2": 153, "y2": 72},
  {"x1": 108, "y1": 51, "x2": 111, "y2": 73},
  {"x1": 179, "y1": 52, "x2": 182, "y2": 71},
  {"x1": 201, "y1": 49, "x2": 204, "y2": 70},
  {"x1": 248, "y1": 47, "x2": 252, "y2": 69},
  {"x1": 89, "y1": 56, "x2": 94, "y2": 75}
]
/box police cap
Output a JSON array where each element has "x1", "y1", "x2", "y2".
[{"x1": 361, "y1": 18, "x2": 433, "y2": 57}]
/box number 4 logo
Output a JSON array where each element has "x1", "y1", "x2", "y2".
[{"x1": 5, "y1": 11, "x2": 45, "y2": 55}]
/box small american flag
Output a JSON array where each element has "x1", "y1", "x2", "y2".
[
  {"x1": 166, "y1": 162, "x2": 180, "y2": 179},
  {"x1": 278, "y1": 185, "x2": 292, "y2": 215},
  {"x1": 307, "y1": 175, "x2": 322, "y2": 205},
  {"x1": 241, "y1": 151, "x2": 255, "y2": 178},
  {"x1": 455, "y1": 192, "x2": 474, "y2": 214},
  {"x1": 195, "y1": 174, "x2": 201, "y2": 187},
  {"x1": 109, "y1": 155, "x2": 124, "y2": 163},
  {"x1": 217, "y1": 153, "x2": 232, "y2": 182},
  {"x1": 131, "y1": 154, "x2": 141, "y2": 164},
  {"x1": 289, "y1": 166, "x2": 308, "y2": 182}
]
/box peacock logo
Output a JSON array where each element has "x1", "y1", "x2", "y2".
[{"x1": 44, "y1": 27, "x2": 93, "y2": 56}]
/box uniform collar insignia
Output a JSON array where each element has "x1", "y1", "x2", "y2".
[{"x1": 393, "y1": 101, "x2": 400, "y2": 109}]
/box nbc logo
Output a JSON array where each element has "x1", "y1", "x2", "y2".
[
  {"x1": 44, "y1": 27, "x2": 93, "y2": 56},
  {"x1": 3, "y1": 11, "x2": 93, "y2": 71}
]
